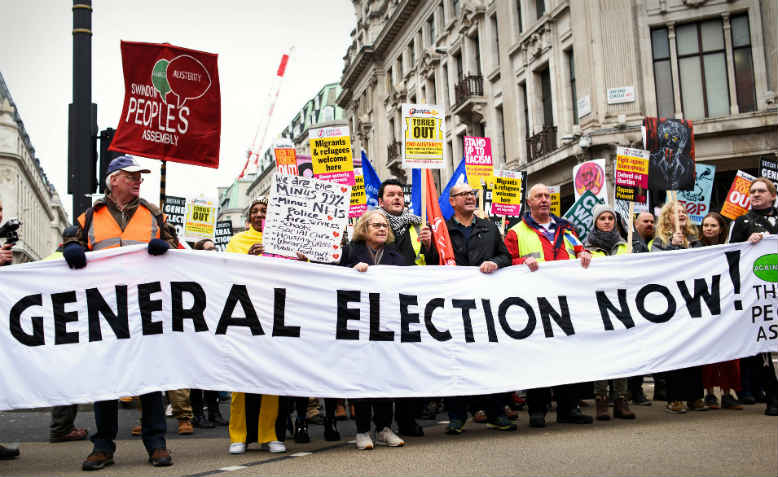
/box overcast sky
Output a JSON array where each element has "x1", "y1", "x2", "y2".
[{"x1": 0, "y1": 1, "x2": 354, "y2": 218}]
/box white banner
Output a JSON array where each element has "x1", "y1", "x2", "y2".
[{"x1": 0, "y1": 239, "x2": 776, "y2": 410}]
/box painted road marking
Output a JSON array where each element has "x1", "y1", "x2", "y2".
[{"x1": 218, "y1": 466, "x2": 247, "y2": 472}]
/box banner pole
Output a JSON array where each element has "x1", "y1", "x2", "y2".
[
  {"x1": 671, "y1": 190, "x2": 681, "y2": 235},
  {"x1": 626, "y1": 201, "x2": 634, "y2": 253},
  {"x1": 421, "y1": 169, "x2": 427, "y2": 223},
  {"x1": 159, "y1": 160, "x2": 167, "y2": 209}
]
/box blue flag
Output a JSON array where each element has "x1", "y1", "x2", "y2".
[
  {"x1": 361, "y1": 150, "x2": 381, "y2": 209},
  {"x1": 410, "y1": 169, "x2": 422, "y2": 216},
  {"x1": 438, "y1": 157, "x2": 468, "y2": 220}
]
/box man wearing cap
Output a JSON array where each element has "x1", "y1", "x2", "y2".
[
  {"x1": 62, "y1": 155, "x2": 178, "y2": 470},
  {"x1": 503, "y1": 183, "x2": 594, "y2": 428}
]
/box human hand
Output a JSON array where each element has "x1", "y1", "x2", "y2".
[
  {"x1": 524, "y1": 256, "x2": 539, "y2": 272},
  {"x1": 147, "y1": 238, "x2": 170, "y2": 256},
  {"x1": 748, "y1": 232, "x2": 765, "y2": 244},
  {"x1": 353, "y1": 262, "x2": 368, "y2": 272},
  {"x1": 419, "y1": 225, "x2": 432, "y2": 248},
  {"x1": 671, "y1": 232, "x2": 684, "y2": 246},
  {"x1": 579, "y1": 251, "x2": 592, "y2": 269},
  {"x1": 63, "y1": 243, "x2": 87, "y2": 269},
  {"x1": 0, "y1": 246, "x2": 12, "y2": 266},
  {"x1": 248, "y1": 243, "x2": 264, "y2": 255},
  {"x1": 480, "y1": 261, "x2": 498, "y2": 274},
  {"x1": 296, "y1": 252, "x2": 309, "y2": 261}
]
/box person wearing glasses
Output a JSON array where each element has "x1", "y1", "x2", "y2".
[
  {"x1": 61, "y1": 155, "x2": 179, "y2": 470},
  {"x1": 339, "y1": 210, "x2": 407, "y2": 450},
  {"x1": 728, "y1": 177, "x2": 778, "y2": 417},
  {"x1": 503, "y1": 183, "x2": 593, "y2": 429},
  {"x1": 425, "y1": 183, "x2": 515, "y2": 435}
]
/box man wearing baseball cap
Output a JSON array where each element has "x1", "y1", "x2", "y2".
[{"x1": 61, "y1": 155, "x2": 179, "y2": 470}]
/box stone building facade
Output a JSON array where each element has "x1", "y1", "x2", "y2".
[
  {"x1": 338, "y1": 0, "x2": 777, "y2": 212},
  {"x1": 0, "y1": 73, "x2": 69, "y2": 263}
]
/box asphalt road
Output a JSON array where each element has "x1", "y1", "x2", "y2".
[{"x1": 1, "y1": 392, "x2": 776, "y2": 477}]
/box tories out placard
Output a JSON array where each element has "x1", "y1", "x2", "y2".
[
  {"x1": 110, "y1": 41, "x2": 220, "y2": 168},
  {"x1": 402, "y1": 104, "x2": 446, "y2": 169},
  {"x1": 263, "y1": 174, "x2": 350, "y2": 263}
]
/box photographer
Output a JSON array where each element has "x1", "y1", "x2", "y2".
[{"x1": 0, "y1": 200, "x2": 15, "y2": 266}]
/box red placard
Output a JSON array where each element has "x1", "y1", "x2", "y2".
[{"x1": 109, "y1": 41, "x2": 221, "y2": 168}]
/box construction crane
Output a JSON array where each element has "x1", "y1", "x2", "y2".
[{"x1": 238, "y1": 47, "x2": 294, "y2": 179}]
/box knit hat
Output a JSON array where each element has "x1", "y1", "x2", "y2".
[{"x1": 591, "y1": 203, "x2": 616, "y2": 223}]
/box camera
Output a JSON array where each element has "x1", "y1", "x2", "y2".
[{"x1": 0, "y1": 218, "x2": 22, "y2": 245}]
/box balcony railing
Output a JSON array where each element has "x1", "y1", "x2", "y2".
[
  {"x1": 453, "y1": 75, "x2": 484, "y2": 108},
  {"x1": 526, "y1": 126, "x2": 557, "y2": 162},
  {"x1": 387, "y1": 141, "x2": 401, "y2": 161}
]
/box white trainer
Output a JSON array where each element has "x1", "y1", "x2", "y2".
[
  {"x1": 266, "y1": 440, "x2": 286, "y2": 453},
  {"x1": 355, "y1": 432, "x2": 374, "y2": 450},
  {"x1": 376, "y1": 427, "x2": 405, "y2": 447},
  {"x1": 229, "y1": 442, "x2": 246, "y2": 454}
]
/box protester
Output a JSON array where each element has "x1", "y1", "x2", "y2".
[
  {"x1": 632, "y1": 211, "x2": 655, "y2": 253},
  {"x1": 585, "y1": 204, "x2": 636, "y2": 420},
  {"x1": 377, "y1": 178, "x2": 433, "y2": 437},
  {"x1": 340, "y1": 210, "x2": 407, "y2": 450},
  {"x1": 0, "y1": 200, "x2": 13, "y2": 266},
  {"x1": 648, "y1": 200, "x2": 709, "y2": 414},
  {"x1": 223, "y1": 196, "x2": 287, "y2": 453},
  {"x1": 62, "y1": 155, "x2": 177, "y2": 469},
  {"x1": 695, "y1": 212, "x2": 744, "y2": 410},
  {"x1": 167, "y1": 390, "x2": 194, "y2": 435},
  {"x1": 503, "y1": 183, "x2": 593, "y2": 427},
  {"x1": 728, "y1": 178, "x2": 778, "y2": 417},
  {"x1": 189, "y1": 238, "x2": 226, "y2": 429},
  {"x1": 425, "y1": 183, "x2": 517, "y2": 434}
]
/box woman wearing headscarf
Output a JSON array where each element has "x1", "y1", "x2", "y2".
[
  {"x1": 585, "y1": 204, "x2": 636, "y2": 421},
  {"x1": 224, "y1": 196, "x2": 287, "y2": 454},
  {"x1": 340, "y1": 210, "x2": 407, "y2": 451},
  {"x1": 649, "y1": 200, "x2": 708, "y2": 414},
  {"x1": 698, "y1": 212, "x2": 743, "y2": 410}
]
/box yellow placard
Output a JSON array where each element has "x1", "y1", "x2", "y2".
[{"x1": 310, "y1": 135, "x2": 353, "y2": 175}]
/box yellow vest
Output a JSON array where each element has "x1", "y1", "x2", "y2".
[
  {"x1": 509, "y1": 220, "x2": 578, "y2": 262},
  {"x1": 408, "y1": 225, "x2": 426, "y2": 265},
  {"x1": 590, "y1": 242, "x2": 628, "y2": 257}
]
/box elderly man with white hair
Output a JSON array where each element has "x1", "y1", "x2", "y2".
[{"x1": 503, "y1": 183, "x2": 593, "y2": 428}]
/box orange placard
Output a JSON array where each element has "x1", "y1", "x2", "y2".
[{"x1": 720, "y1": 170, "x2": 756, "y2": 220}]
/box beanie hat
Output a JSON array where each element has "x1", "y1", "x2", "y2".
[{"x1": 591, "y1": 203, "x2": 616, "y2": 223}]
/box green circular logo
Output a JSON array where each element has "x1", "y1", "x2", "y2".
[{"x1": 753, "y1": 253, "x2": 778, "y2": 282}]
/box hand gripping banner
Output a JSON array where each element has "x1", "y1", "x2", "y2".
[
  {"x1": 0, "y1": 239, "x2": 775, "y2": 410},
  {"x1": 109, "y1": 41, "x2": 221, "y2": 168}
]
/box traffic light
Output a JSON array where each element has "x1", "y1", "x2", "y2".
[{"x1": 98, "y1": 128, "x2": 121, "y2": 193}]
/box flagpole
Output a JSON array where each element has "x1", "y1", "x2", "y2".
[{"x1": 626, "y1": 201, "x2": 634, "y2": 253}]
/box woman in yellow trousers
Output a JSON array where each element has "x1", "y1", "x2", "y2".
[{"x1": 224, "y1": 197, "x2": 286, "y2": 454}]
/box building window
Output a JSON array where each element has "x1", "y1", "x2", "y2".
[
  {"x1": 427, "y1": 15, "x2": 436, "y2": 45},
  {"x1": 731, "y1": 14, "x2": 756, "y2": 113},
  {"x1": 438, "y1": 2, "x2": 445, "y2": 27},
  {"x1": 396, "y1": 56, "x2": 403, "y2": 79},
  {"x1": 408, "y1": 39, "x2": 416, "y2": 68},
  {"x1": 421, "y1": 85, "x2": 427, "y2": 103},
  {"x1": 389, "y1": 117, "x2": 396, "y2": 142},
  {"x1": 443, "y1": 64, "x2": 450, "y2": 107},
  {"x1": 651, "y1": 28, "x2": 675, "y2": 118},
  {"x1": 568, "y1": 49, "x2": 577, "y2": 124},
  {"x1": 536, "y1": 0, "x2": 545, "y2": 19},
  {"x1": 472, "y1": 34, "x2": 482, "y2": 75},
  {"x1": 387, "y1": 66, "x2": 393, "y2": 91},
  {"x1": 490, "y1": 14, "x2": 500, "y2": 68},
  {"x1": 429, "y1": 76, "x2": 438, "y2": 104},
  {"x1": 496, "y1": 105, "x2": 506, "y2": 162},
  {"x1": 454, "y1": 52, "x2": 463, "y2": 80},
  {"x1": 539, "y1": 67, "x2": 554, "y2": 127},
  {"x1": 452, "y1": 0, "x2": 460, "y2": 18},
  {"x1": 516, "y1": 0, "x2": 523, "y2": 34},
  {"x1": 521, "y1": 83, "x2": 530, "y2": 138},
  {"x1": 676, "y1": 19, "x2": 729, "y2": 119}
]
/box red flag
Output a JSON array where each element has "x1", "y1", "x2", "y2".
[
  {"x1": 110, "y1": 41, "x2": 221, "y2": 168},
  {"x1": 277, "y1": 54, "x2": 289, "y2": 77},
  {"x1": 424, "y1": 169, "x2": 456, "y2": 265}
]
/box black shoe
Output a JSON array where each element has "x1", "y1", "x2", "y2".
[
  {"x1": 82, "y1": 451, "x2": 113, "y2": 470},
  {"x1": 529, "y1": 413, "x2": 546, "y2": 428},
  {"x1": 294, "y1": 420, "x2": 310, "y2": 443},
  {"x1": 0, "y1": 445, "x2": 19, "y2": 460},
  {"x1": 398, "y1": 423, "x2": 424, "y2": 437},
  {"x1": 192, "y1": 414, "x2": 215, "y2": 429},
  {"x1": 323, "y1": 418, "x2": 341, "y2": 441},
  {"x1": 766, "y1": 398, "x2": 778, "y2": 416},
  {"x1": 209, "y1": 409, "x2": 228, "y2": 426},
  {"x1": 557, "y1": 408, "x2": 593, "y2": 424},
  {"x1": 632, "y1": 389, "x2": 652, "y2": 406},
  {"x1": 740, "y1": 392, "x2": 757, "y2": 405}
]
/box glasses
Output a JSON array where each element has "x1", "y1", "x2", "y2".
[
  {"x1": 122, "y1": 173, "x2": 143, "y2": 183},
  {"x1": 368, "y1": 222, "x2": 389, "y2": 229},
  {"x1": 452, "y1": 190, "x2": 476, "y2": 198}
]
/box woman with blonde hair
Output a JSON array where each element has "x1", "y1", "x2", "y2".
[
  {"x1": 649, "y1": 200, "x2": 707, "y2": 414},
  {"x1": 339, "y1": 210, "x2": 407, "y2": 450}
]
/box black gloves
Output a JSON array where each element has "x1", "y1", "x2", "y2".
[
  {"x1": 63, "y1": 243, "x2": 87, "y2": 269},
  {"x1": 148, "y1": 238, "x2": 170, "y2": 256}
]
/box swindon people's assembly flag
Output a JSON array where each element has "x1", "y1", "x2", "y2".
[{"x1": 110, "y1": 41, "x2": 221, "y2": 168}]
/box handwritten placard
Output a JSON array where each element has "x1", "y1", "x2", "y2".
[{"x1": 263, "y1": 174, "x2": 350, "y2": 262}]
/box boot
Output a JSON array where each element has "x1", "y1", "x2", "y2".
[
  {"x1": 294, "y1": 419, "x2": 310, "y2": 443},
  {"x1": 596, "y1": 396, "x2": 610, "y2": 421},
  {"x1": 192, "y1": 412, "x2": 214, "y2": 429},
  {"x1": 209, "y1": 408, "x2": 228, "y2": 426},
  {"x1": 323, "y1": 417, "x2": 341, "y2": 441},
  {"x1": 614, "y1": 397, "x2": 636, "y2": 419},
  {"x1": 765, "y1": 396, "x2": 778, "y2": 416}
]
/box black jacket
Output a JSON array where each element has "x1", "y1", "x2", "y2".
[
  {"x1": 426, "y1": 216, "x2": 511, "y2": 268},
  {"x1": 339, "y1": 241, "x2": 408, "y2": 268},
  {"x1": 730, "y1": 207, "x2": 778, "y2": 243},
  {"x1": 392, "y1": 223, "x2": 434, "y2": 266}
]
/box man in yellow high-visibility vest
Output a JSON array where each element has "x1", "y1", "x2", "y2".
[{"x1": 504, "y1": 183, "x2": 593, "y2": 429}]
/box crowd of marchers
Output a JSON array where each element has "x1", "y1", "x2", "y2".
[{"x1": 1, "y1": 156, "x2": 776, "y2": 470}]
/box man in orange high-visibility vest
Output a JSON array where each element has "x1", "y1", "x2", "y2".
[{"x1": 62, "y1": 155, "x2": 179, "y2": 471}]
